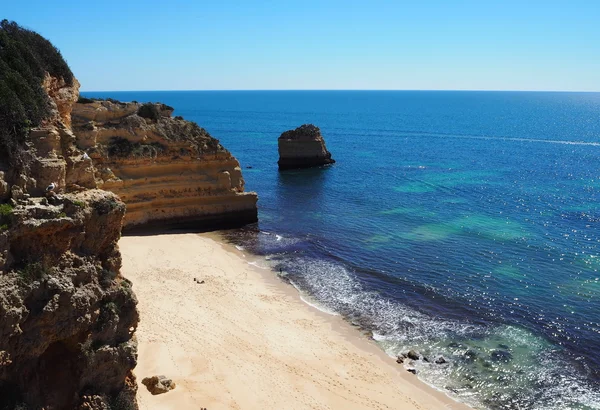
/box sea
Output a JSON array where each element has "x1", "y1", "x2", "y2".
[{"x1": 82, "y1": 90, "x2": 600, "y2": 410}]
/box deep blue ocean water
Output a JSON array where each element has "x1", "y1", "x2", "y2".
[{"x1": 83, "y1": 90, "x2": 600, "y2": 409}]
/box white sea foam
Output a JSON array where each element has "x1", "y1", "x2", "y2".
[
  {"x1": 247, "y1": 260, "x2": 270, "y2": 270},
  {"x1": 288, "y1": 279, "x2": 339, "y2": 316}
]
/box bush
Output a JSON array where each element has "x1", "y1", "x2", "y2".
[
  {"x1": 0, "y1": 203, "x2": 14, "y2": 229},
  {"x1": 0, "y1": 20, "x2": 73, "y2": 165},
  {"x1": 17, "y1": 261, "x2": 51, "y2": 284},
  {"x1": 137, "y1": 103, "x2": 160, "y2": 121},
  {"x1": 77, "y1": 96, "x2": 95, "y2": 104},
  {"x1": 107, "y1": 137, "x2": 165, "y2": 159}
]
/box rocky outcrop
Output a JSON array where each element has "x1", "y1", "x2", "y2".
[
  {"x1": 141, "y1": 375, "x2": 176, "y2": 395},
  {"x1": 278, "y1": 124, "x2": 335, "y2": 170},
  {"x1": 71, "y1": 101, "x2": 258, "y2": 230},
  {"x1": 0, "y1": 190, "x2": 138, "y2": 409},
  {"x1": 1, "y1": 26, "x2": 139, "y2": 406}
]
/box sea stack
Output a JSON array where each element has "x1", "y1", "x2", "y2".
[{"x1": 277, "y1": 124, "x2": 335, "y2": 170}]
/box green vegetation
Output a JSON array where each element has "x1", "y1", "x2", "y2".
[
  {"x1": 0, "y1": 20, "x2": 73, "y2": 165},
  {"x1": 137, "y1": 103, "x2": 160, "y2": 121},
  {"x1": 77, "y1": 96, "x2": 95, "y2": 104},
  {"x1": 17, "y1": 261, "x2": 51, "y2": 284},
  {"x1": 107, "y1": 137, "x2": 165, "y2": 159},
  {"x1": 72, "y1": 200, "x2": 86, "y2": 207},
  {"x1": 57, "y1": 212, "x2": 66, "y2": 218},
  {"x1": 137, "y1": 102, "x2": 173, "y2": 121},
  {"x1": 93, "y1": 197, "x2": 124, "y2": 216},
  {"x1": 0, "y1": 203, "x2": 14, "y2": 230}
]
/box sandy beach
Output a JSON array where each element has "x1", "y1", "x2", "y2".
[{"x1": 120, "y1": 233, "x2": 469, "y2": 410}]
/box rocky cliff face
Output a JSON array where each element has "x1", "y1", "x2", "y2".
[
  {"x1": 0, "y1": 191, "x2": 138, "y2": 410},
  {"x1": 278, "y1": 124, "x2": 335, "y2": 170},
  {"x1": 71, "y1": 100, "x2": 258, "y2": 230},
  {"x1": 1, "y1": 66, "x2": 139, "y2": 408}
]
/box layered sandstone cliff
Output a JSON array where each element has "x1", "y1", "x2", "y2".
[
  {"x1": 71, "y1": 100, "x2": 258, "y2": 230},
  {"x1": 278, "y1": 124, "x2": 335, "y2": 170}
]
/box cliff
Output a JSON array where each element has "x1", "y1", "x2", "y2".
[
  {"x1": 1, "y1": 21, "x2": 139, "y2": 410},
  {"x1": 71, "y1": 100, "x2": 258, "y2": 230},
  {"x1": 0, "y1": 191, "x2": 138, "y2": 410},
  {"x1": 278, "y1": 124, "x2": 335, "y2": 170}
]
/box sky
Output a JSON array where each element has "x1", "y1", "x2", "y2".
[{"x1": 3, "y1": 0, "x2": 599, "y2": 91}]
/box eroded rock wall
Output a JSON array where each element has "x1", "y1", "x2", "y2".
[
  {"x1": 1, "y1": 74, "x2": 139, "y2": 409},
  {"x1": 71, "y1": 101, "x2": 258, "y2": 230},
  {"x1": 0, "y1": 191, "x2": 138, "y2": 409}
]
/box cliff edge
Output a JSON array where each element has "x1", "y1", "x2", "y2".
[
  {"x1": 72, "y1": 100, "x2": 258, "y2": 230},
  {"x1": 0, "y1": 21, "x2": 138, "y2": 409},
  {"x1": 278, "y1": 124, "x2": 335, "y2": 170}
]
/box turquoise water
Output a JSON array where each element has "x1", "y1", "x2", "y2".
[{"x1": 83, "y1": 90, "x2": 600, "y2": 409}]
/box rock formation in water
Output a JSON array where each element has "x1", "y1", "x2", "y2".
[
  {"x1": 277, "y1": 124, "x2": 335, "y2": 170},
  {"x1": 1, "y1": 21, "x2": 139, "y2": 409},
  {"x1": 71, "y1": 100, "x2": 258, "y2": 230}
]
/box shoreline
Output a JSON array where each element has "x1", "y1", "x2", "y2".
[{"x1": 121, "y1": 232, "x2": 470, "y2": 410}]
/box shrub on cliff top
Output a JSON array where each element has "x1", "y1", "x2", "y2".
[
  {"x1": 77, "y1": 96, "x2": 95, "y2": 104},
  {"x1": 279, "y1": 124, "x2": 321, "y2": 140},
  {"x1": 137, "y1": 103, "x2": 161, "y2": 121},
  {"x1": 0, "y1": 20, "x2": 73, "y2": 165}
]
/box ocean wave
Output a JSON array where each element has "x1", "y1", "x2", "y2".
[{"x1": 281, "y1": 255, "x2": 600, "y2": 410}]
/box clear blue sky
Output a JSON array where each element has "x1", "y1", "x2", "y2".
[{"x1": 3, "y1": 0, "x2": 599, "y2": 91}]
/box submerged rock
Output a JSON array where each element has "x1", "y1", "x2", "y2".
[
  {"x1": 142, "y1": 375, "x2": 176, "y2": 395},
  {"x1": 490, "y1": 349, "x2": 513, "y2": 363},
  {"x1": 407, "y1": 350, "x2": 420, "y2": 360},
  {"x1": 277, "y1": 124, "x2": 335, "y2": 170},
  {"x1": 435, "y1": 356, "x2": 448, "y2": 364}
]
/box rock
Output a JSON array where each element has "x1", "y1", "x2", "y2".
[
  {"x1": 490, "y1": 349, "x2": 513, "y2": 363},
  {"x1": 463, "y1": 349, "x2": 478, "y2": 362},
  {"x1": 396, "y1": 355, "x2": 405, "y2": 364},
  {"x1": 406, "y1": 367, "x2": 417, "y2": 374},
  {"x1": 71, "y1": 100, "x2": 258, "y2": 230},
  {"x1": 407, "y1": 350, "x2": 420, "y2": 360},
  {"x1": 435, "y1": 356, "x2": 448, "y2": 364},
  {"x1": 277, "y1": 124, "x2": 335, "y2": 170},
  {"x1": 0, "y1": 26, "x2": 138, "y2": 410},
  {"x1": 423, "y1": 356, "x2": 430, "y2": 363},
  {"x1": 142, "y1": 375, "x2": 176, "y2": 395}
]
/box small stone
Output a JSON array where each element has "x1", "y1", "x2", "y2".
[
  {"x1": 199, "y1": 280, "x2": 205, "y2": 284},
  {"x1": 396, "y1": 356, "x2": 404, "y2": 364},
  {"x1": 435, "y1": 356, "x2": 447, "y2": 364},
  {"x1": 407, "y1": 350, "x2": 420, "y2": 360},
  {"x1": 142, "y1": 375, "x2": 176, "y2": 395},
  {"x1": 423, "y1": 356, "x2": 430, "y2": 363},
  {"x1": 406, "y1": 367, "x2": 417, "y2": 374}
]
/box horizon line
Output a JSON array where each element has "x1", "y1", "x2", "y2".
[{"x1": 79, "y1": 88, "x2": 600, "y2": 93}]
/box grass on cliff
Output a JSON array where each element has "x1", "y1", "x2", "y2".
[{"x1": 0, "y1": 20, "x2": 73, "y2": 165}]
